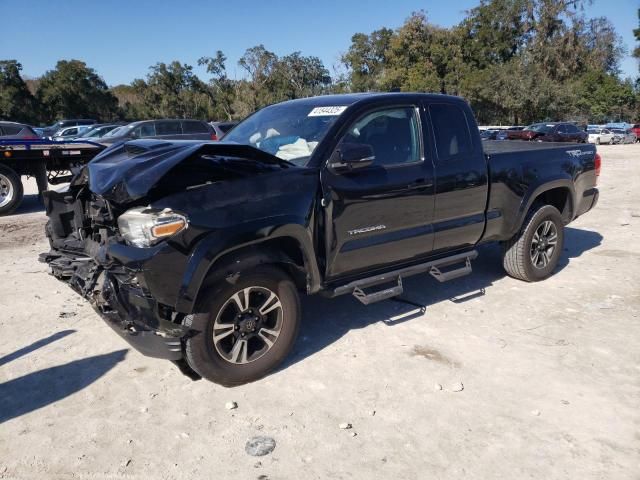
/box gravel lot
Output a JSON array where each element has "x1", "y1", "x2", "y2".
[{"x1": 0, "y1": 144, "x2": 638, "y2": 480}]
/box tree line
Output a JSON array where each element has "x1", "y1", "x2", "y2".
[{"x1": 1, "y1": 0, "x2": 639, "y2": 127}]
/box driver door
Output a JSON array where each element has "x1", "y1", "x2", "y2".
[{"x1": 321, "y1": 105, "x2": 436, "y2": 280}]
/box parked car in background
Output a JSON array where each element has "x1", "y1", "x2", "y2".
[
  {"x1": 610, "y1": 128, "x2": 636, "y2": 144},
  {"x1": 0, "y1": 121, "x2": 40, "y2": 140},
  {"x1": 587, "y1": 127, "x2": 614, "y2": 145},
  {"x1": 77, "y1": 124, "x2": 120, "y2": 140},
  {"x1": 42, "y1": 119, "x2": 97, "y2": 138},
  {"x1": 33, "y1": 127, "x2": 45, "y2": 138},
  {"x1": 210, "y1": 121, "x2": 238, "y2": 140},
  {"x1": 52, "y1": 125, "x2": 92, "y2": 141},
  {"x1": 506, "y1": 123, "x2": 587, "y2": 143},
  {"x1": 480, "y1": 129, "x2": 501, "y2": 140},
  {"x1": 98, "y1": 119, "x2": 216, "y2": 145}
]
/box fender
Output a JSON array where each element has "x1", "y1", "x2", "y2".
[
  {"x1": 509, "y1": 177, "x2": 575, "y2": 237},
  {"x1": 174, "y1": 217, "x2": 321, "y2": 313}
]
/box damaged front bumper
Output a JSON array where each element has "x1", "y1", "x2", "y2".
[{"x1": 41, "y1": 244, "x2": 189, "y2": 362}]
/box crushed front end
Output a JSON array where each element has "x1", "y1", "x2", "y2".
[
  {"x1": 40, "y1": 184, "x2": 190, "y2": 361},
  {"x1": 39, "y1": 139, "x2": 304, "y2": 379}
]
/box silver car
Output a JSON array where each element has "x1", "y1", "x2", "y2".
[{"x1": 610, "y1": 128, "x2": 636, "y2": 144}]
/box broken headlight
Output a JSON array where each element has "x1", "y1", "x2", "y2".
[{"x1": 117, "y1": 207, "x2": 188, "y2": 248}]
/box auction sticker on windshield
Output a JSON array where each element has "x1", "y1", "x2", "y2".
[{"x1": 308, "y1": 106, "x2": 348, "y2": 117}]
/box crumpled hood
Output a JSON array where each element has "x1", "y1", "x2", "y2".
[{"x1": 81, "y1": 139, "x2": 286, "y2": 204}]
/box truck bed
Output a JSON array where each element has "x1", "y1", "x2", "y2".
[{"x1": 481, "y1": 139, "x2": 598, "y2": 243}]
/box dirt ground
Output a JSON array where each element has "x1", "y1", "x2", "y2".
[{"x1": 0, "y1": 144, "x2": 639, "y2": 480}]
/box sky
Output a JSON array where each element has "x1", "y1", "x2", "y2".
[{"x1": 1, "y1": 0, "x2": 638, "y2": 86}]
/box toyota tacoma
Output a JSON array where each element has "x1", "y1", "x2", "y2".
[{"x1": 41, "y1": 93, "x2": 600, "y2": 386}]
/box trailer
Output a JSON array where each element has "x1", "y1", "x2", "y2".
[{"x1": 0, "y1": 139, "x2": 105, "y2": 216}]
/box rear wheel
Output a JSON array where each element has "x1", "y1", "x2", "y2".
[
  {"x1": 184, "y1": 265, "x2": 300, "y2": 386},
  {"x1": 502, "y1": 204, "x2": 565, "y2": 282},
  {"x1": 0, "y1": 165, "x2": 23, "y2": 216}
]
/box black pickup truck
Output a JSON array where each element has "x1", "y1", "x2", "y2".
[
  {"x1": 41, "y1": 93, "x2": 600, "y2": 385},
  {"x1": 0, "y1": 139, "x2": 104, "y2": 215}
]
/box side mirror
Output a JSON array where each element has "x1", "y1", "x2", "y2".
[{"x1": 329, "y1": 143, "x2": 375, "y2": 173}]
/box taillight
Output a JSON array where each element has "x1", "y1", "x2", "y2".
[
  {"x1": 594, "y1": 153, "x2": 601, "y2": 183},
  {"x1": 210, "y1": 133, "x2": 218, "y2": 141}
]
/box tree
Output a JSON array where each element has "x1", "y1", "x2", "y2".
[
  {"x1": 0, "y1": 60, "x2": 41, "y2": 123},
  {"x1": 37, "y1": 60, "x2": 118, "y2": 121},
  {"x1": 341, "y1": 28, "x2": 393, "y2": 91},
  {"x1": 634, "y1": 9, "x2": 640, "y2": 66},
  {"x1": 233, "y1": 45, "x2": 332, "y2": 117},
  {"x1": 141, "y1": 61, "x2": 211, "y2": 119},
  {"x1": 199, "y1": 51, "x2": 239, "y2": 121}
]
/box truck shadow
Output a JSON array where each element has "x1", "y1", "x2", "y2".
[
  {"x1": 0, "y1": 349, "x2": 127, "y2": 424},
  {"x1": 14, "y1": 193, "x2": 45, "y2": 215},
  {"x1": 0, "y1": 329, "x2": 76, "y2": 367},
  {"x1": 283, "y1": 227, "x2": 602, "y2": 371}
]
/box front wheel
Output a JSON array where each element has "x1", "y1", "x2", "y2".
[
  {"x1": 184, "y1": 265, "x2": 300, "y2": 386},
  {"x1": 502, "y1": 205, "x2": 565, "y2": 282}
]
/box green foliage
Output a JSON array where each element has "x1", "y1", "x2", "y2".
[
  {"x1": 634, "y1": 9, "x2": 640, "y2": 65},
  {"x1": 343, "y1": 0, "x2": 636, "y2": 124},
  {"x1": 36, "y1": 60, "x2": 118, "y2": 121},
  {"x1": 0, "y1": 60, "x2": 41, "y2": 123}
]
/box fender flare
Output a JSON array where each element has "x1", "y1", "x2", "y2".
[
  {"x1": 511, "y1": 178, "x2": 576, "y2": 237},
  {"x1": 175, "y1": 220, "x2": 321, "y2": 313}
]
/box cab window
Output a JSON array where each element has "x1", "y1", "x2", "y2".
[
  {"x1": 428, "y1": 103, "x2": 473, "y2": 161},
  {"x1": 132, "y1": 123, "x2": 156, "y2": 138},
  {"x1": 156, "y1": 121, "x2": 182, "y2": 135},
  {"x1": 338, "y1": 107, "x2": 421, "y2": 167}
]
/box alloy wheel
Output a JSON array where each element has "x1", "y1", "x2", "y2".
[
  {"x1": 212, "y1": 286, "x2": 283, "y2": 364},
  {"x1": 530, "y1": 220, "x2": 558, "y2": 269}
]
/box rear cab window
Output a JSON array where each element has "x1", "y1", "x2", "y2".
[{"x1": 428, "y1": 103, "x2": 473, "y2": 161}]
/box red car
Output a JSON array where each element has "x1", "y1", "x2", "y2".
[
  {"x1": 506, "y1": 122, "x2": 587, "y2": 143},
  {"x1": 631, "y1": 124, "x2": 640, "y2": 141}
]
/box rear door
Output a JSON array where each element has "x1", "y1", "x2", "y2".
[
  {"x1": 322, "y1": 104, "x2": 436, "y2": 279},
  {"x1": 564, "y1": 124, "x2": 582, "y2": 143},
  {"x1": 155, "y1": 120, "x2": 183, "y2": 140},
  {"x1": 555, "y1": 124, "x2": 569, "y2": 142},
  {"x1": 425, "y1": 101, "x2": 489, "y2": 252}
]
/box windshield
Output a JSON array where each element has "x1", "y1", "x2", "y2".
[
  {"x1": 80, "y1": 126, "x2": 108, "y2": 138},
  {"x1": 104, "y1": 125, "x2": 131, "y2": 137},
  {"x1": 526, "y1": 124, "x2": 554, "y2": 133},
  {"x1": 223, "y1": 102, "x2": 348, "y2": 166}
]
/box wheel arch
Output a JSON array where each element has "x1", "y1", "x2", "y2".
[
  {"x1": 513, "y1": 180, "x2": 575, "y2": 236},
  {"x1": 176, "y1": 225, "x2": 322, "y2": 314}
]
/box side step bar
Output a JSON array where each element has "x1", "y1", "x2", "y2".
[{"x1": 330, "y1": 250, "x2": 478, "y2": 305}]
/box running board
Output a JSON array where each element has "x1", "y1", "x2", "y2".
[
  {"x1": 353, "y1": 277, "x2": 403, "y2": 305},
  {"x1": 330, "y1": 250, "x2": 478, "y2": 304},
  {"x1": 429, "y1": 257, "x2": 473, "y2": 283}
]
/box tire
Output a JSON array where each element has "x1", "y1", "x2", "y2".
[
  {"x1": 0, "y1": 164, "x2": 24, "y2": 216},
  {"x1": 595, "y1": 137, "x2": 600, "y2": 145},
  {"x1": 502, "y1": 204, "x2": 565, "y2": 282},
  {"x1": 184, "y1": 265, "x2": 300, "y2": 386}
]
